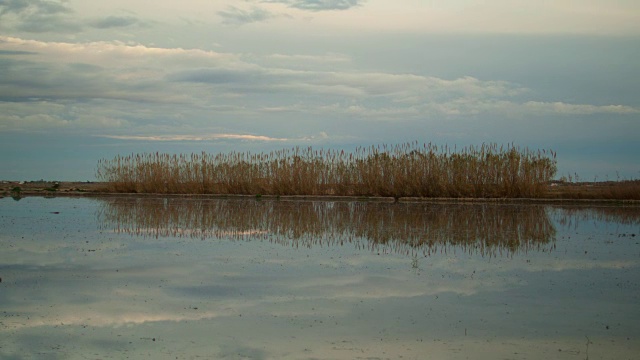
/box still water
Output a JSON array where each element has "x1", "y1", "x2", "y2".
[{"x1": 1, "y1": 196, "x2": 638, "y2": 359}]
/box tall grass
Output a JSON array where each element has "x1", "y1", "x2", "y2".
[{"x1": 96, "y1": 142, "x2": 557, "y2": 198}]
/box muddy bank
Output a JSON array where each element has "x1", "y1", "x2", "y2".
[{"x1": 1, "y1": 180, "x2": 639, "y2": 203}]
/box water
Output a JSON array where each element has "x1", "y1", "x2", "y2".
[{"x1": 1, "y1": 196, "x2": 639, "y2": 359}]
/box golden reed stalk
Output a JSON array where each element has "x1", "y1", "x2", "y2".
[{"x1": 96, "y1": 142, "x2": 557, "y2": 198}]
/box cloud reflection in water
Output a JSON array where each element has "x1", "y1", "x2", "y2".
[{"x1": 1, "y1": 197, "x2": 639, "y2": 359}]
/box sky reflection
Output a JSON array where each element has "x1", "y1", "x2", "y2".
[
  {"x1": 97, "y1": 198, "x2": 558, "y2": 256},
  {"x1": 1, "y1": 197, "x2": 639, "y2": 359}
]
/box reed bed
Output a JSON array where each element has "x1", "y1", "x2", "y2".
[
  {"x1": 96, "y1": 143, "x2": 557, "y2": 198},
  {"x1": 547, "y1": 180, "x2": 640, "y2": 200},
  {"x1": 97, "y1": 198, "x2": 556, "y2": 257}
]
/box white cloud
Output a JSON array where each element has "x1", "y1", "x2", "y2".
[
  {"x1": 522, "y1": 101, "x2": 639, "y2": 115},
  {"x1": 97, "y1": 134, "x2": 295, "y2": 142},
  {"x1": 1, "y1": 35, "x2": 638, "y2": 142},
  {"x1": 0, "y1": 36, "x2": 234, "y2": 67}
]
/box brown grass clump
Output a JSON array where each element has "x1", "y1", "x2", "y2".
[{"x1": 96, "y1": 142, "x2": 557, "y2": 198}]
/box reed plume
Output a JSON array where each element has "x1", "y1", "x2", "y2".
[{"x1": 96, "y1": 142, "x2": 557, "y2": 198}]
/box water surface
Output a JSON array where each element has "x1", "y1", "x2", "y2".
[{"x1": 1, "y1": 197, "x2": 639, "y2": 359}]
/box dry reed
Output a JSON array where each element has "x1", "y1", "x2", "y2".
[{"x1": 96, "y1": 142, "x2": 557, "y2": 198}]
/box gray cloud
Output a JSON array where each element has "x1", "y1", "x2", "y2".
[
  {"x1": 1, "y1": 34, "x2": 639, "y2": 173},
  {"x1": 0, "y1": 56, "x2": 174, "y2": 107},
  {"x1": 265, "y1": 0, "x2": 362, "y2": 11},
  {"x1": 1, "y1": 1, "x2": 148, "y2": 33},
  {"x1": 0, "y1": 49, "x2": 35, "y2": 55},
  {"x1": 218, "y1": 6, "x2": 274, "y2": 25},
  {"x1": 4, "y1": 34, "x2": 634, "y2": 131},
  {"x1": 89, "y1": 15, "x2": 143, "y2": 29},
  {"x1": 0, "y1": 0, "x2": 29, "y2": 15},
  {"x1": 0, "y1": 0, "x2": 80, "y2": 33},
  {"x1": 15, "y1": 15, "x2": 80, "y2": 32},
  {"x1": 0, "y1": 0, "x2": 71, "y2": 16},
  {"x1": 291, "y1": 0, "x2": 361, "y2": 11},
  {"x1": 168, "y1": 68, "x2": 269, "y2": 85}
]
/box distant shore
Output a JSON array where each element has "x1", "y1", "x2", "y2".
[{"x1": 2, "y1": 180, "x2": 639, "y2": 203}]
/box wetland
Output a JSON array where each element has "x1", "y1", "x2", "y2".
[{"x1": 1, "y1": 196, "x2": 639, "y2": 359}]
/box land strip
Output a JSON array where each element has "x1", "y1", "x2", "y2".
[{"x1": 2, "y1": 180, "x2": 639, "y2": 204}]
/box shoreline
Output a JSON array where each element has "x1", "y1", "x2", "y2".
[{"x1": 1, "y1": 181, "x2": 639, "y2": 205}]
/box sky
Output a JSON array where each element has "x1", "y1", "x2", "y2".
[{"x1": 1, "y1": 0, "x2": 639, "y2": 181}]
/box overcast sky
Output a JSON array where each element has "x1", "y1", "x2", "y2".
[{"x1": 1, "y1": 0, "x2": 639, "y2": 181}]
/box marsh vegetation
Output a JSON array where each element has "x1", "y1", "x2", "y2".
[{"x1": 96, "y1": 142, "x2": 557, "y2": 198}]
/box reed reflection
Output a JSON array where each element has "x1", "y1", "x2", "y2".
[
  {"x1": 556, "y1": 205, "x2": 640, "y2": 225},
  {"x1": 96, "y1": 198, "x2": 557, "y2": 256},
  {"x1": 551, "y1": 205, "x2": 640, "y2": 230}
]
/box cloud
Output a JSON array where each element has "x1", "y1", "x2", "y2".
[
  {"x1": 167, "y1": 67, "x2": 523, "y2": 103},
  {"x1": 0, "y1": 1, "x2": 150, "y2": 33},
  {"x1": 0, "y1": 113, "x2": 70, "y2": 129},
  {"x1": 218, "y1": 6, "x2": 274, "y2": 25},
  {"x1": 0, "y1": 0, "x2": 81, "y2": 33},
  {"x1": 0, "y1": 100, "x2": 130, "y2": 130},
  {"x1": 264, "y1": 0, "x2": 363, "y2": 11},
  {"x1": 0, "y1": 0, "x2": 71, "y2": 16},
  {"x1": 96, "y1": 134, "x2": 295, "y2": 142},
  {"x1": 521, "y1": 101, "x2": 639, "y2": 115},
  {"x1": 0, "y1": 49, "x2": 36, "y2": 55},
  {"x1": 266, "y1": 52, "x2": 350, "y2": 63},
  {"x1": 0, "y1": 36, "x2": 232, "y2": 65},
  {"x1": 0, "y1": 36, "x2": 236, "y2": 104},
  {"x1": 4, "y1": 36, "x2": 635, "y2": 120},
  {"x1": 1, "y1": 35, "x2": 637, "y2": 141},
  {"x1": 89, "y1": 15, "x2": 144, "y2": 29},
  {"x1": 168, "y1": 67, "x2": 269, "y2": 85},
  {"x1": 292, "y1": 0, "x2": 361, "y2": 11}
]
